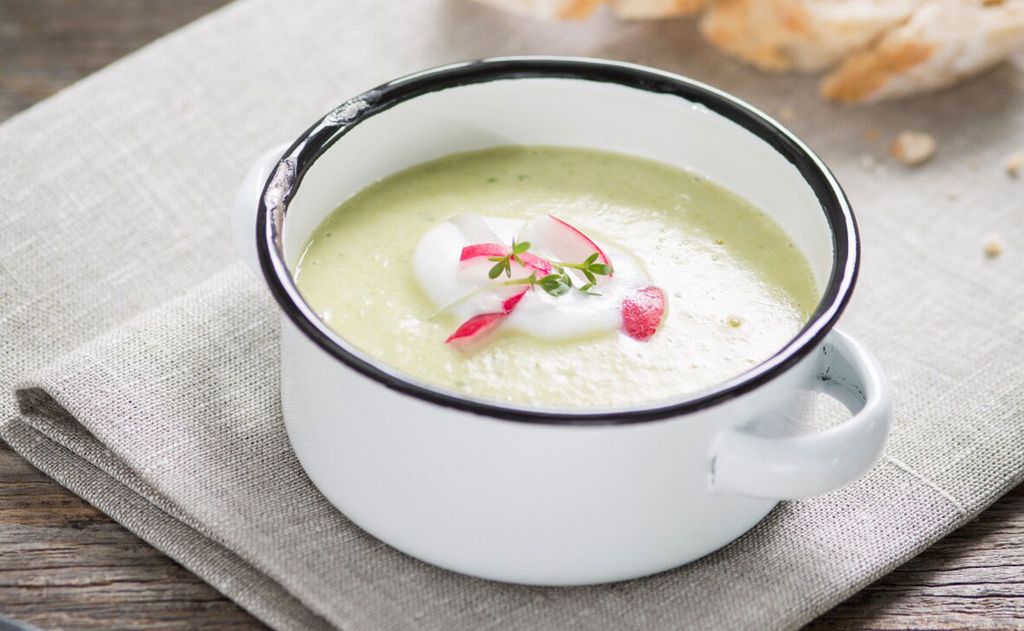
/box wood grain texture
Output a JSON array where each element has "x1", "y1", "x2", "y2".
[
  {"x1": 1, "y1": 7, "x2": 260, "y2": 631},
  {"x1": 810, "y1": 486, "x2": 1024, "y2": 631},
  {"x1": 1, "y1": 1, "x2": 1023, "y2": 629},
  {"x1": 0, "y1": 443, "x2": 264, "y2": 630},
  {"x1": 0, "y1": 0, "x2": 233, "y2": 118}
]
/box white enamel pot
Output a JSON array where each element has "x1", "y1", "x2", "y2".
[{"x1": 234, "y1": 57, "x2": 892, "y2": 586}]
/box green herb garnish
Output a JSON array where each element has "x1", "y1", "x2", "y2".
[
  {"x1": 492, "y1": 241, "x2": 611, "y2": 298},
  {"x1": 488, "y1": 239, "x2": 532, "y2": 279}
]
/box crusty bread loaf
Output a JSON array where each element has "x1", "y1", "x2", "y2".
[
  {"x1": 472, "y1": 0, "x2": 703, "y2": 19},
  {"x1": 471, "y1": 0, "x2": 603, "y2": 20},
  {"x1": 699, "y1": 0, "x2": 923, "y2": 72},
  {"x1": 611, "y1": 0, "x2": 706, "y2": 19},
  {"x1": 822, "y1": 1, "x2": 1024, "y2": 102},
  {"x1": 470, "y1": 0, "x2": 1024, "y2": 103}
]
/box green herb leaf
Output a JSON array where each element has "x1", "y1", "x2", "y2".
[
  {"x1": 481, "y1": 238, "x2": 610, "y2": 301},
  {"x1": 538, "y1": 273, "x2": 571, "y2": 296}
]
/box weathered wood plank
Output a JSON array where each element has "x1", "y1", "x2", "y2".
[
  {"x1": 809, "y1": 495, "x2": 1024, "y2": 630},
  {"x1": 0, "y1": 443, "x2": 265, "y2": 630},
  {"x1": 0, "y1": 0, "x2": 234, "y2": 119}
]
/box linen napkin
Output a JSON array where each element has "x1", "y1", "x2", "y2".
[{"x1": 2, "y1": 0, "x2": 1024, "y2": 629}]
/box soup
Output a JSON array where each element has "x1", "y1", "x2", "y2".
[{"x1": 293, "y1": 146, "x2": 818, "y2": 408}]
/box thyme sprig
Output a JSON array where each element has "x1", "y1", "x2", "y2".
[
  {"x1": 487, "y1": 241, "x2": 612, "y2": 297},
  {"x1": 554, "y1": 252, "x2": 611, "y2": 294},
  {"x1": 487, "y1": 239, "x2": 532, "y2": 279}
]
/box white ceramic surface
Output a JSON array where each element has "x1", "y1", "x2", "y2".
[{"x1": 234, "y1": 58, "x2": 892, "y2": 586}]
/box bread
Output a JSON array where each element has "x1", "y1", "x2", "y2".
[
  {"x1": 471, "y1": 0, "x2": 604, "y2": 20},
  {"x1": 472, "y1": 0, "x2": 703, "y2": 19},
  {"x1": 611, "y1": 0, "x2": 706, "y2": 19},
  {"x1": 470, "y1": 0, "x2": 1024, "y2": 103},
  {"x1": 699, "y1": 0, "x2": 923, "y2": 72},
  {"x1": 822, "y1": 1, "x2": 1024, "y2": 103}
]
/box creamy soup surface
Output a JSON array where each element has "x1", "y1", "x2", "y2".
[{"x1": 294, "y1": 146, "x2": 819, "y2": 408}]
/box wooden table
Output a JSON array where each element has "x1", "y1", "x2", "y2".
[{"x1": 2, "y1": 2, "x2": 1022, "y2": 629}]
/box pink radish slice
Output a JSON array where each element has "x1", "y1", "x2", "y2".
[
  {"x1": 445, "y1": 312, "x2": 509, "y2": 348},
  {"x1": 502, "y1": 289, "x2": 528, "y2": 311},
  {"x1": 533, "y1": 215, "x2": 611, "y2": 273},
  {"x1": 459, "y1": 243, "x2": 507, "y2": 260},
  {"x1": 621, "y1": 286, "x2": 666, "y2": 341},
  {"x1": 460, "y1": 243, "x2": 551, "y2": 275},
  {"x1": 446, "y1": 288, "x2": 529, "y2": 349}
]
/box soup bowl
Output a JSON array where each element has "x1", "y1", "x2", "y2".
[{"x1": 233, "y1": 57, "x2": 891, "y2": 585}]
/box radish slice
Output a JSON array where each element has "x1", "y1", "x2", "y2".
[
  {"x1": 445, "y1": 312, "x2": 509, "y2": 348},
  {"x1": 460, "y1": 243, "x2": 552, "y2": 275},
  {"x1": 529, "y1": 215, "x2": 612, "y2": 273},
  {"x1": 621, "y1": 286, "x2": 666, "y2": 341},
  {"x1": 446, "y1": 288, "x2": 529, "y2": 349},
  {"x1": 502, "y1": 290, "x2": 527, "y2": 311},
  {"x1": 459, "y1": 243, "x2": 508, "y2": 261}
]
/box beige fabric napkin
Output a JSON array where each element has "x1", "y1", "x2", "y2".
[{"x1": 2, "y1": 0, "x2": 1023, "y2": 629}]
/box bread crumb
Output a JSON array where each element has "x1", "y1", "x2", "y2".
[
  {"x1": 890, "y1": 131, "x2": 937, "y2": 165},
  {"x1": 727, "y1": 316, "x2": 743, "y2": 328},
  {"x1": 946, "y1": 190, "x2": 959, "y2": 200},
  {"x1": 984, "y1": 233, "x2": 1005, "y2": 258},
  {"x1": 982, "y1": 0, "x2": 1005, "y2": 6},
  {"x1": 864, "y1": 128, "x2": 880, "y2": 143},
  {"x1": 1006, "y1": 153, "x2": 1023, "y2": 178},
  {"x1": 778, "y1": 105, "x2": 795, "y2": 122}
]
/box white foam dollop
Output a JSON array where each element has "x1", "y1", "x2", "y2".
[{"x1": 413, "y1": 214, "x2": 650, "y2": 340}]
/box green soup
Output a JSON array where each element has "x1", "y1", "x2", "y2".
[{"x1": 294, "y1": 146, "x2": 818, "y2": 408}]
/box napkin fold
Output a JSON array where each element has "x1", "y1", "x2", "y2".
[
  {"x1": 2, "y1": 0, "x2": 1024, "y2": 629},
  {"x1": 0, "y1": 265, "x2": 978, "y2": 631}
]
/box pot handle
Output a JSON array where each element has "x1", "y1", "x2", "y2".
[
  {"x1": 232, "y1": 144, "x2": 289, "y2": 273},
  {"x1": 710, "y1": 329, "x2": 892, "y2": 499}
]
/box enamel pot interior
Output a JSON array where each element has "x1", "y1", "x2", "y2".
[{"x1": 256, "y1": 57, "x2": 858, "y2": 424}]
